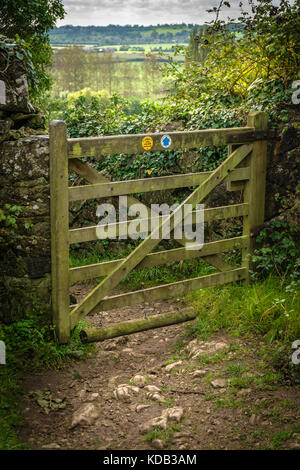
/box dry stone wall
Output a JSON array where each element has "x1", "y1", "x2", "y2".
[{"x1": 0, "y1": 50, "x2": 50, "y2": 322}]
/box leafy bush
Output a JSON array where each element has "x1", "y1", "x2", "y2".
[
  {"x1": 0, "y1": 313, "x2": 94, "y2": 371},
  {"x1": 252, "y1": 220, "x2": 300, "y2": 284}
]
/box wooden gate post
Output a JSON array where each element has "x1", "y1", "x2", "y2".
[
  {"x1": 242, "y1": 111, "x2": 268, "y2": 281},
  {"x1": 50, "y1": 121, "x2": 70, "y2": 343}
]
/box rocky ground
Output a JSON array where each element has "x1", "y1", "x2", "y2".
[{"x1": 19, "y1": 299, "x2": 300, "y2": 450}]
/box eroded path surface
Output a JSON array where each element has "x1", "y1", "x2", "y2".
[{"x1": 20, "y1": 300, "x2": 300, "y2": 450}]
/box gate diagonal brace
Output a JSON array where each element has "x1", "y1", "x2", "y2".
[
  {"x1": 68, "y1": 159, "x2": 231, "y2": 272},
  {"x1": 70, "y1": 144, "x2": 253, "y2": 327}
]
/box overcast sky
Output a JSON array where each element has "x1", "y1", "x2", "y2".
[{"x1": 58, "y1": 0, "x2": 245, "y2": 26}]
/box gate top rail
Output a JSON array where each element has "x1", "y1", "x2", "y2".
[{"x1": 67, "y1": 126, "x2": 277, "y2": 160}]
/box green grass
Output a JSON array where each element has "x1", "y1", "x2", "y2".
[
  {"x1": 0, "y1": 368, "x2": 27, "y2": 449},
  {"x1": 186, "y1": 276, "x2": 300, "y2": 344},
  {"x1": 142, "y1": 423, "x2": 181, "y2": 447},
  {"x1": 270, "y1": 425, "x2": 300, "y2": 449}
]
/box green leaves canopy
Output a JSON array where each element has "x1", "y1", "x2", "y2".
[{"x1": 0, "y1": 0, "x2": 65, "y2": 97}]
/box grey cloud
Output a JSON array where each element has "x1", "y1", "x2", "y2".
[{"x1": 59, "y1": 0, "x2": 243, "y2": 26}]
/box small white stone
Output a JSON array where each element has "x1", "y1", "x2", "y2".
[
  {"x1": 135, "y1": 404, "x2": 151, "y2": 412},
  {"x1": 146, "y1": 392, "x2": 163, "y2": 402},
  {"x1": 132, "y1": 375, "x2": 147, "y2": 386},
  {"x1": 165, "y1": 361, "x2": 182, "y2": 372},
  {"x1": 192, "y1": 369, "x2": 207, "y2": 377},
  {"x1": 165, "y1": 407, "x2": 184, "y2": 423},
  {"x1": 90, "y1": 393, "x2": 99, "y2": 400},
  {"x1": 70, "y1": 403, "x2": 100, "y2": 429},
  {"x1": 42, "y1": 443, "x2": 61, "y2": 449},
  {"x1": 211, "y1": 378, "x2": 226, "y2": 388},
  {"x1": 249, "y1": 414, "x2": 256, "y2": 425},
  {"x1": 144, "y1": 385, "x2": 161, "y2": 393}
]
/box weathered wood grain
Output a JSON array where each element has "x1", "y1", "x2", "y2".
[
  {"x1": 50, "y1": 121, "x2": 70, "y2": 343},
  {"x1": 67, "y1": 127, "x2": 254, "y2": 159},
  {"x1": 80, "y1": 308, "x2": 197, "y2": 343},
  {"x1": 68, "y1": 167, "x2": 250, "y2": 201},
  {"x1": 242, "y1": 111, "x2": 268, "y2": 282},
  {"x1": 69, "y1": 235, "x2": 249, "y2": 283}
]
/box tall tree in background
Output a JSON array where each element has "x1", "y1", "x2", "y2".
[
  {"x1": 186, "y1": 26, "x2": 210, "y2": 65},
  {"x1": 0, "y1": 0, "x2": 65, "y2": 96}
]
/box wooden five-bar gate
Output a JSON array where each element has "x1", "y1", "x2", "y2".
[{"x1": 50, "y1": 111, "x2": 270, "y2": 344}]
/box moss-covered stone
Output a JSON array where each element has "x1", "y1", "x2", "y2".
[{"x1": 0, "y1": 274, "x2": 51, "y2": 324}]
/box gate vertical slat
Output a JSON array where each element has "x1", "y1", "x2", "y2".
[
  {"x1": 242, "y1": 111, "x2": 268, "y2": 282},
  {"x1": 50, "y1": 121, "x2": 70, "y2": 343}
]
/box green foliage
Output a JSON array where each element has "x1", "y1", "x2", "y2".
[
  {"x1": 0, "y1": 368, "x2": 27, "y2": 450},
  {"x1": 50, "y1": 91, "x2": 163, "y2": 138},
  {"x1": 160, "y1": 1, "x2": 299, "y2": 126},
  {"x1": 99, "y1": 150, "x2": 181, "y2": 181},
  {"x1": 0, "y1": 36, "x2": 39, "y2": 94},
  {"x1": 252, "y1": 220, "x2": 300, "y2": 284},
  {"x1": 186, "y1": 26, "x2": 210, "y2": 64},
  {"x1": 0, "y1": 203, "x2": 23, "y2": 245},
  {"x1": 142, "y1": 423, "x2": 181, "y2": 447},
  {"x1": 0, "y1": 0, "x2": 65, "y2": 97},
  {"x1": 0, "y1": 313, "x2": 94, "y2": 371},
  {"x1": 271, "y1": 429, "x2": 294, "y2": 449},
  {"x1": 0, "y1": 0, "x2": 65, "y2": 41}
]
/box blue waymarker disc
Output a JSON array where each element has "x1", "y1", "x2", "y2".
[{"x1": 161, "y1": 134, "x2": 172, "y2": 149}]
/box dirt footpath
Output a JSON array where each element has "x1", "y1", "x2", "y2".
[{"x1": 19, "y1": 300, "x2": 300, "y2": 450}]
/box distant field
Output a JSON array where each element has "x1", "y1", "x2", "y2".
[
  {"x1": 51, "y1": 43, "x2": 187, "y2": 52},
  {"x1": 51, "y1": 44, "x2": 186, "y2": 62}
]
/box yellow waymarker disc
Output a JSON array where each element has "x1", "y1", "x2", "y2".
[{"x1": 142, "y1": 136, "x2": 153, "y2": 151}]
